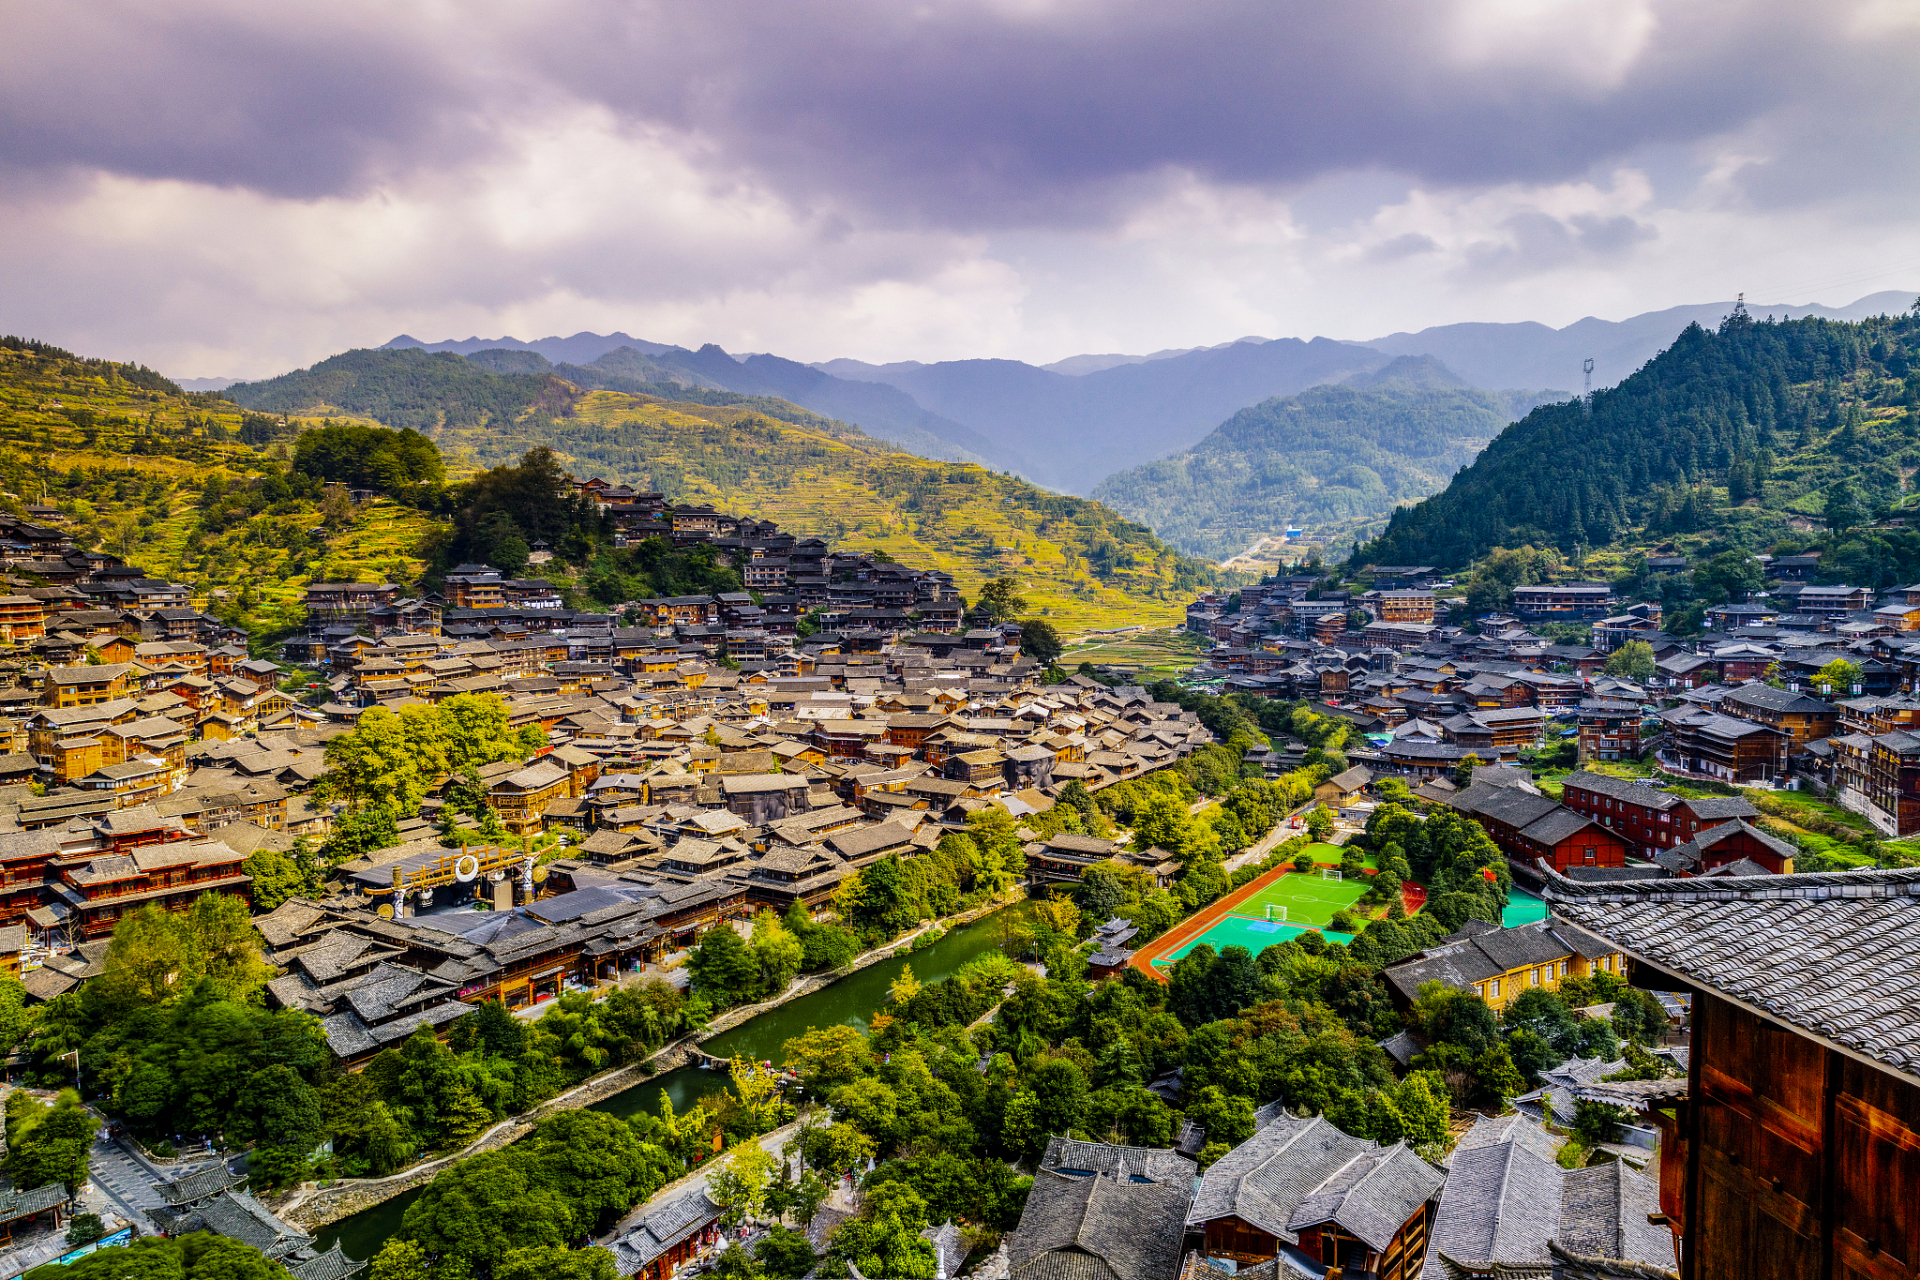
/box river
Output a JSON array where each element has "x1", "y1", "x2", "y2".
[{"x1": 311, "y1": 901, "x2": 1037, "y2": 1262}]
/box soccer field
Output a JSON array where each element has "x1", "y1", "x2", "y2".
[{"x1": 1228, "y1": 868, "x2": 1370, "y2": 930}]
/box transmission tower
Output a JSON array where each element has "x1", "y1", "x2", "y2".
[{"x1": 1583, "y1": 358, "x2": 1595, "y2": 413}]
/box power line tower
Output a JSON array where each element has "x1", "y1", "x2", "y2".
[{"x1": 1583, "y1": 358, "x2": 1595, "y2": 413}]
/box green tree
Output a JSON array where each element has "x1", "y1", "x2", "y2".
[
  {"x1": 1814, "y1": 658, "x2": 1863, "y2": 697},
  {"x1": 1305, "y1": 805, "x2": 1335, "y2": 843},
  {"x1": 5, "y1": 1090, "x2": 97, "y2": 1194},
  {"x1": 368, "y1": 1239, "x2": 431, "y2": 1280},
  {"x1": 691, "y1": 926, "x2": 762, "y2": 1007},
  {"x1": 1692, "y1": 551, "x2": 1763, "y2": 605},
  {"x1": 1603, "y1": 640, "x2": 1656, "y2": 681},
  {"x1": 828, "y1": 1183, "x2": 938, "y2": 1280},
  {"x1": 1825, "y1": 479, "x2": 1864, "y2": 533},
  {"x1": 1451, "y1": 753, "x2": 1482, "y2": 788},
  {"x1": 1019, "y1": 619, "x2": 1064, "y2": 667},
  {"x1": 236, "y1": 1064, "x2": 325, "y2": 1188},
  {"x1": 972, "y1": 577, "x2": 1029, "y2": 624}
]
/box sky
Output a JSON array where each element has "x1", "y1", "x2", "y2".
[{"x1": 5, "y1": 0, "x2": 1920, "y2": 379}]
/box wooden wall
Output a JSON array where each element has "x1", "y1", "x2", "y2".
[{"x1": 1685, "y1": 992, "x2": 1920, "y2": 1280}]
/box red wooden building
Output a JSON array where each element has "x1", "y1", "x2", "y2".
[
  {"x1": 1652, "y1": 818, "x2": 1795, "y2": 876},
  {"x1": 1557, "y1": 771, "x2": 1759, "y2": 860},
  {"x1": 1447, "y1": 781, "x2": 1631, "y2": 873}
]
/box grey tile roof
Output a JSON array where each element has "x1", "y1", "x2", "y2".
[
  {"x1": 1543, "y1": 864, "x2": 1920, "y2": 1082},
  {"x1": 1382, "y1": 917, "x2": 1615, "y2": 1002},
  {"x1": 612, "y1": 1192, "x2": 723, "y2": 1272},
  {"x1": 1420, "y1": 1141, "x2": 1564, "y2": 1280},
  {"x1": 1187, "y1": 1113, "x2": 1443, "y2": 1252},
  {"x1": 0, "y1": 1182, "x2": 68, "y2": 1222},
  {"x1": 1681, "y1": 795, "x2": 1758, "y2": 820},
  {"x1": 169, "y1": 1189, "x2": 312, "y2": 1259},
  {"x1": 1519, "y1": 808, "x2": 1599, "y2": 847},
  {"x1": 1009, "y1": 1168, "x2": 1192, "y2": 1280},
  {"x1": 155, "y1": 1162, "x2": 246, "y2": 1205},
  {"x1": 1450, "y1": 1113, "x2": 1561, "y2": 1167},
  {"x1": 1420, "y1": 1143, "x2": 1669, "y2": 1280},
  {"x1": 284, "y1": 1243, "x2": 367, "y2": 1280},
  {"x1": 1556, "y1": 1162, "x2": 1670, "y2": 1268},
  {"x1": 1040, "y1": 1137, "x2": 1196, "y2": 1185}
]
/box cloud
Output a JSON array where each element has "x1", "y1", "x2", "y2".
[
  {"x1": 3, "y1": 0, "x2": 1920, "y2": 375},
  {"x1": 1366, "y1": 233, "x2": 1443, "y2": 264}
]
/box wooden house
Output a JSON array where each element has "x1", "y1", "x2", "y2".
[
  {"x1": 1547, "y1": 865, "x2": 1920, "y2": 1280},
  {"x1": 1186, "y1": 1109, "x2": 1443, "y2": 1280},
  {"x1": 1446, "y1": 782, "x2": 1632, "y2": 874},
  {"x1": 1718, "y1": 684, "x2": 1838, "y2": 749}
]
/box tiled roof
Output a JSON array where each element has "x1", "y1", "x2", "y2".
[
  {"x1": 1187, "y1": 1112, "x2": 1443, "y2": 1252},
  {"x1": 1040, "y1": 1137, "x2": 1196, "y2": 1185},
  {"x1": 1544, "y1": 865, "x2": 1920, "y2": 1082},
  {"x1": 1010, "y1": 1168, "x2": 1192, "y2": 1280}
]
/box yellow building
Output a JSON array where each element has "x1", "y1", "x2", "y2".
[
  {"x1": 1381, "y1": 917, "x2": 1627, "y2": 1013},
  {"x1": 43, "y1": 662, "x2": 140, "y2": 707}
]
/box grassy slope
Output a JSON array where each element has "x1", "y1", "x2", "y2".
[
  {"x1": 436, "y1": 389, "x2": 1232, "y2": 634},
  {"x1": 0, "y1": 347, "x2": 436, "y2": 641}
]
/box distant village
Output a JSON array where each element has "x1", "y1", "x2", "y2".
[{"x1": 1187, "y1": 554, "x2": 1920, "y2": 850}]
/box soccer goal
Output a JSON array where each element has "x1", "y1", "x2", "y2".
[
  {"x1": 1264, "y1": 904, "x2": 1287, "y2": 922},
  {"x1": 1320, "y1": 868, "x2": 1343, "y2": 882}
]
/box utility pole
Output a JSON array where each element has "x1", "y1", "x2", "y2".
[{"x1": 1583, "y1": 358, "x2": 1595, "y2": 413}]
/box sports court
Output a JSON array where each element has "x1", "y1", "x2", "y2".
[
  {"x1": 1137, "y1": 853, "x2": 1374, "y2": 973},
  {"x1": 1231, "y1": 866, "x2": 1369, "y2": 930}
]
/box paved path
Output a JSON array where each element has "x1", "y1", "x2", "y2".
[{"x1": 85, "y1": 1137, "x2": 166, "y2": 1234}]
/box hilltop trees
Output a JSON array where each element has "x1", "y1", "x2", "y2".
[
  {"x1": 1359, "y1": 310, "x2": 1920, "y2": 568},
  {"x1": 292, "y1": 422, "x2": 444, "y2": 498}
]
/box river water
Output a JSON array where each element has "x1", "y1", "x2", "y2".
[{"x1": 312, "y1": 902, "x2": 1036, "y2": 1262}]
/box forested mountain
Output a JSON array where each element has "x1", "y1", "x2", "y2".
[
  {"x1": 0, "y1": 338, "x2": 442, "y2": 643},
  {"x1": 1363, "y1": 290, "x2": 1914, "y2": 394},
  {"x1": 1357, "y1": 306, "x2": 1920, "y2": 573},
  {"x1": 1092, "y1": 358, "x2": 1552, "y2": 560},
  {"x1": 225, "y1": 347, "x2": 576, "y2": 432}
]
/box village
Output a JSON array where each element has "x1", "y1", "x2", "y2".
[{"x1": 0, "y1": 504, "x2": 1910, "y2": 1280}]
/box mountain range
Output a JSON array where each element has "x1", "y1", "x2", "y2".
[
  {"x1": 215, "y1": 347, "x2": 1233, "y2": 630},
  {"x1": 362, "y1": 291, "x2": 1910, "y2": 495}
]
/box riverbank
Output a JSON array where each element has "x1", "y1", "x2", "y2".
[{"x1": 276, "y1": 889, "x2": 1023, "y2": 1233}]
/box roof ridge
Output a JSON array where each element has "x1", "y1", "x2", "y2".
[{"x1": 1541, "y1": 861, "x2": 1920, "y2": 902}]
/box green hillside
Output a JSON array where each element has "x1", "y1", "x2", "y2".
[
  {"x1": 1092, "y1": 357, "x2": 1550, "y2": 560},
  {"x1": 0, "y1": 338, "x2": 439, "y2": 644},
  {"x1": 224, "y1": 346, "x2": 1241, "y2": 631},
  {"x1": 1358, "y1": 306, "x2": 1920, "y2": 577},
  {"x1": 440, "y1": 388, "x2": 1236, "y2": 631}
]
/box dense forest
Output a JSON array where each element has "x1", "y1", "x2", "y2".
[
  {"x1": 1358, "y1": 305, "x2": 1920, "y2": 570},
  {"x1": 1094, "y1": 357, "x2": 1550, "y2": 560}
]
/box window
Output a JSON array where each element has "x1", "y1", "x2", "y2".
[
  {"x1": 1584, "y1": 846, "x2": 1597, "y2": 863},
  {"x1": 1474, "y1": 984, "x2": 1485, "y2": 997},
  {"x1": 1529, "y1": 968, "x2": 1539, "y2": 986},
  {"x1": 1558, "y1": 961, "x2": 1568, "y2": 978}
]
